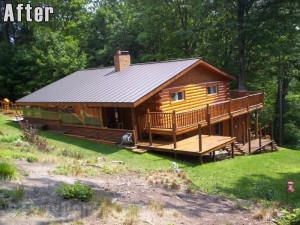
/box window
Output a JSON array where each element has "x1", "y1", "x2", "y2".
[
  {"x1": 171, "y1": 92, "x2": 184, "y2": 102},
  {"x1": 207, "y1": 86, "x2": 218, "y2": 95}
]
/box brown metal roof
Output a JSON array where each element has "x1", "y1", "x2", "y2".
[{"x1": 17, "y1": 58, "x2": 233, "y2": 107}]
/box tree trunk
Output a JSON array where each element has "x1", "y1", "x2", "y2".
[
  {"x1": 237, "y1": 0, "x2": 246, "y2": 90},
  {"x1": 275, "y1": 77, "x2": 290, "y2": 145}
]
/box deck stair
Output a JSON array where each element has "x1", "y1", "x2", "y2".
[{"x1": 224, "y1": 142, "x2": 246, "y2": 156}]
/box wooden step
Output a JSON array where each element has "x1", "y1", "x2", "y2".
[
  {"x1": 63, "y1": 134, "x2": 85, "y2": 139},
  {"x1": 132, "y1": 148, "x2": 148, "y2": 154}
]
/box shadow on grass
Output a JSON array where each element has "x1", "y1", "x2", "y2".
[{"x1": 219, "y1": 172, "x2": 300, "y2": 207}]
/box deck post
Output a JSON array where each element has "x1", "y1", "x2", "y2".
[
  {"x1": 131, "y1": 108, "x2": 138, "y2": 144},
  {"x1": 248, "y1": 128, "x2": 251, "y2": 154},
  {"x1": 213, "y1": 151, "x2": 216, "y2": 162},
  {"x1": 172, "y1": 110, "x2": 177, "y2": 149},
  {"x1": 255, "y1": 111, "x2": 258, "y2": 139},
  {"x1": 230, "y1": 114, "x2": 234, "y2": 138},
  {"x1": 242, "y1": 122, "x2": 245, "y2": 145},
  {"x1": 247, "y1": 93, "x2": 249, "y2": 111},
  {"x1": 198, "y1": 123, "x2": 202, "y2": 152},
  {"x1": 231, "y1": 142, "x2": 234, "y2": 158},
  {"x1": 172, "y1": 122, "x2": 177, "y2": 149},
  {"x1": 199, "y1": 155, "x2": 203, "y2": 164},
  {"x1": 147, "y1": 109, "x2": 153, "y2": 146},
  {"x1": 259, "y1": 123, "x2": 262, "y2": 149},
  {"x1": 207, "y1": 113, "x2": 211, "y2": 136}
]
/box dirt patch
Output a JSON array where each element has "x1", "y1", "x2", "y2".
[{"x1": 0, "y1": 160, "x2": 272, "y2": 225}]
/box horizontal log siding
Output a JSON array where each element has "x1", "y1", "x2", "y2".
[{"x1": 159, "y1": 81, "x2": 229, "y2": 112}]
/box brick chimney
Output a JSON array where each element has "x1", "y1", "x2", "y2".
[{"x1": 114, "y1": 50, "x2": 131, "y2": 72}]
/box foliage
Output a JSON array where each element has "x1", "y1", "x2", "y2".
[
  {"x1": 0, "y1": 162, "x2": 17, "y2": 180},
  {"x1": 55, "y1": 181, "x2": 93, "y2": 202},
  {"x1": 279, "y1": 208, "x2": 300, "y2": 225},
  {"x1": 58, "y1": 148, "x2": 84, "y2": 159},
  {"x1": 26, "y1": 156, "x2": 38, "y2": 163},
  {"x1": 21, "y1": 121, "x2": 53, "y2": 152},
  {"x1": 124, "y1": 204, "x2": 140, "y2": 225}
]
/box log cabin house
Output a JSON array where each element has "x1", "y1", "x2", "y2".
[{"x1": 17, "y1": 50, "x2": 273, "y2": 162}]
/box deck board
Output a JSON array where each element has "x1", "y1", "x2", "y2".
[
  {"x1": 241, "y1": 138, "x2": 274, "y2": 154},
  {"x1": 137, "y1": 135, "x2": 236, "y2": 156}
]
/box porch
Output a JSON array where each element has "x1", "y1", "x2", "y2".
[
  {"x1": 139, "y1": 91, "x2": 264, "y2": 138},
  {"x1": 137, "y1": 134, "x2": 236, "y2": 164}
]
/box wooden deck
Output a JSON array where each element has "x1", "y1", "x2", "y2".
[
  {"x1": 241, "y1": 138, "x2": 275, "y2": 154},
  {"x1": 137, "y1": 135, "x2": 236, "y2": 161}
]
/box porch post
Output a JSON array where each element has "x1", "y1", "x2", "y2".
[
  {"x1": 230, "y1": 114, "x2": 234, "y2": 138},
  {"x1": 198, "y1": 123, "x2": 202, "y2": 152},
  {"x1": 172, "y1": 110, "x2": 177, "y2": 149},
  {"x1": 255, "y1": 110, "x2": 258, "y2": 139},
  {"x1": 147, "y1": 109, "x2": 152, "y2": 146},
  {"x1": 207, "y1": 113, "x2": 211, "y2": 136},
  {"x1": 231, "y1": 142, "x2": 234, "y2": 158},
  {"x1": 259, "y1": 123, "x2": 262, "y2": 148},
  {"x1": 131, "y1": 108, "x2": 138, "y2": 144},
  {"x1": 248, "y1": 128, "x2": 251, "y2": 154},
  {"x1": 242, "y1": 122, "x2": 245, "y2": 145}
]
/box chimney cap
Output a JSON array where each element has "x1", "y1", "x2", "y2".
[{"x1": 116, "y1": 50, "x2": 129, "y2": 55}]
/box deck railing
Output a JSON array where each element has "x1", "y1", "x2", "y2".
[
  {"x1": 145, "y1": 91, "x2": 264, "y2": 131},
  {"x1": 176, "y1": 107, "x2": 207, "y2": 128}
]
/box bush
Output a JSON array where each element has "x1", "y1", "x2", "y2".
[
  {"x1": 56, "y1": 181, "x2": 93, "y2": 202},
  {"x1": 26, "y1": 156, "x2": 38, "y2": 163},
  {"x1": 0, "y1": 187, "x2": 25, "y2": 202},
  {"x1": 0, "y1": 162, "x2": 17, "y2": 180},
  {"x1": 279, "y1": 208, "x2": 300, "y2": 225},
  {"x1": 21, "y1": 121, "x2": 53, "y2": 152},
  {"x1": 58, "y1": 148, "x2": 84, "y2": 159}
]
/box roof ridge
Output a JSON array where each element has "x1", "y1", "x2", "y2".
[
  {"x1": 130, "y1": 57, "x2": 202, "y2": 66},
  {"x1": 78, "y1": 66, "x2": 115, "y2": 71},
  {"x1": 78, "y1": 57, "x2": 202, "y2": 72}
]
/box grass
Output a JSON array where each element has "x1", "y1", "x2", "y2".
[
  {"x1": 55, "y1": 181, "x2": 93, "y2": 202},
  {"x1": 124, "y1": 204, "x2": 140, "y2": 225},
  {"x1": 0, "y1": 186, "x2": 25, "y2": 209},
  {"x1": 1, "y1": 114, "x2": 300, "y2": 207},
  {"x1": 0, "y1": 162, "x2": 17, "y2": 180}
]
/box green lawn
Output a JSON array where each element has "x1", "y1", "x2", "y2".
[{"x1": 1, "y1": 114, "x2": 300, "y2": 207}]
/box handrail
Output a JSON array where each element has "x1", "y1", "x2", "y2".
[{"x1": 146, "y1": 91, "x2": 264, "y2": 131}]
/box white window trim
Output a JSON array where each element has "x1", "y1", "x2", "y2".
[
  {"x1": 171, "y1": 91, "x2": 185, "y2": 102},
  {"x1": 207, "y1": 86, "x2": 218, "y2": 95}
]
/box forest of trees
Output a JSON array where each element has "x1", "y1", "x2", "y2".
[{"x1": 0, "y1": 0, "x2": 299, "y2": 146}]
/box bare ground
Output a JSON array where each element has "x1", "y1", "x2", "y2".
[{"x1": 0, "y1": 160, "x2": 272, "y2": 225}]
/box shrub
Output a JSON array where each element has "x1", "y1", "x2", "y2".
[
  {"x1": 26, "y1": 156, "x2": 38, "y2": 163},
  {"x1": 0, "y1": 162, "x2": 17, "y2": 180},
  {"x1": 124, "y1": 205, "x2": 140, "y2": 225},
  {"x1": 21, "y1": 121, "x2": 53, "y2": 152},
  {"x1": 56, "y1": 181, "x2": 93, "y2": 202},
  {"x1": 0, "y1": 187, "x2": 25, "y2": 203},
  {"x1": 279, "y1": 208, "x2": 300, "y2": 225},
  {"x1": 58, "y1": 148, "x2": 84, "y2": 159},
  {"x1": 0, "y1": 198, "x2": 8, "y2": 209}
]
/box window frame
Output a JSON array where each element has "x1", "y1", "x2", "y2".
[
  {"x1": 170, "y1": 91, "x2": 185, "y2": 102},
  {"x1": 207, "y1": 85, "x2": 218, "y2": 95}
]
